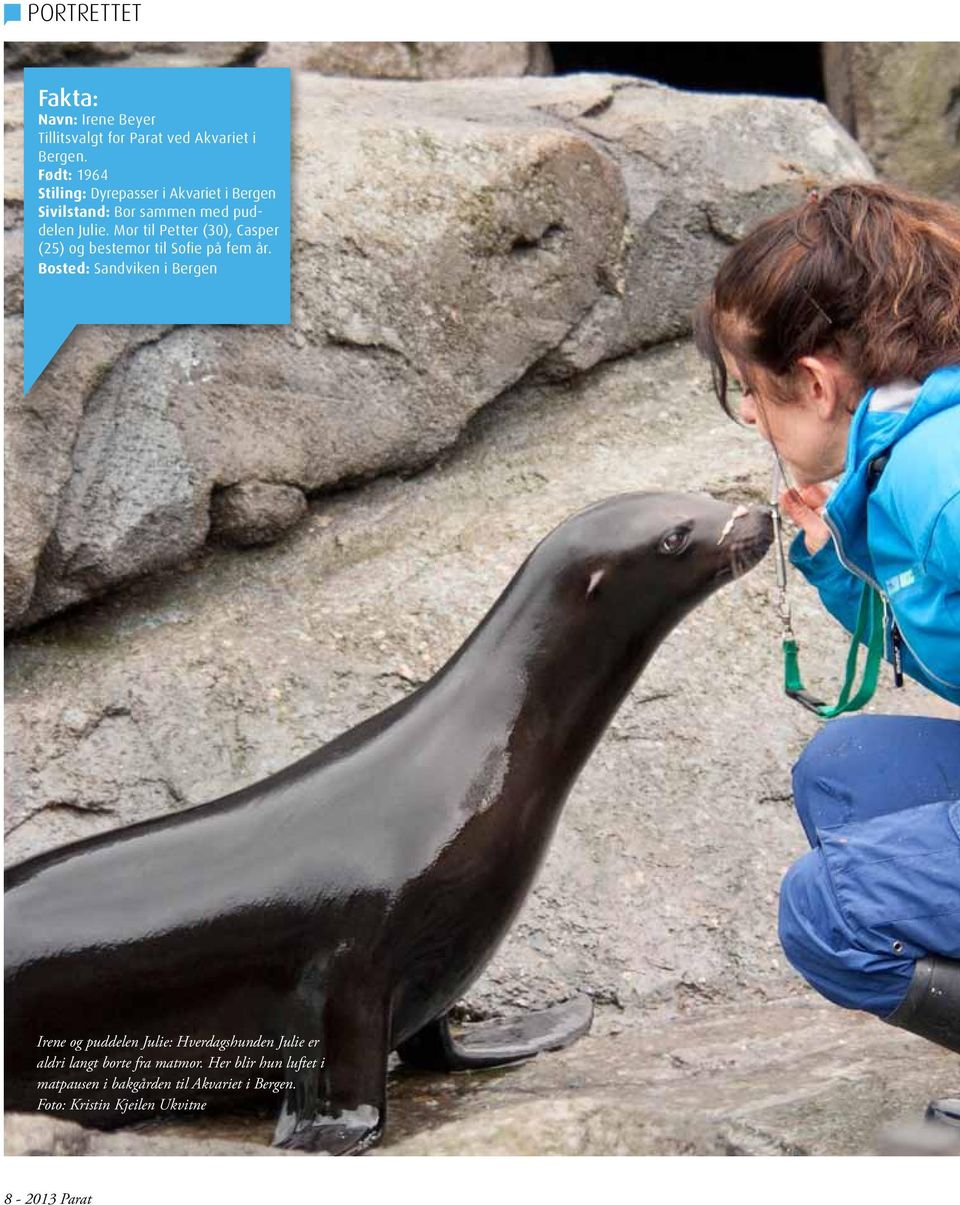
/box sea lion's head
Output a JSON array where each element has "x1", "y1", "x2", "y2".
[{"x1": 523, "y1": 492, "x2": 773, "y2": 655}]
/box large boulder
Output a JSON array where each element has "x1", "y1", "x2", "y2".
[
  {"x1": 823, "y1": 41, "x2": 960, "y2": 203},
  {"x1": 4, "y1": 73, "x2": 873, "y2": 629}
]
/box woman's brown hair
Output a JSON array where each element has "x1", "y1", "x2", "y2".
[{"x1": 695, "y1": 180, "x2": 960, "y2": 417}]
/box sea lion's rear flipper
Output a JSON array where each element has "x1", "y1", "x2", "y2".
[
  {"x1": 273, "y1": 987, "x2": 389, "y2": 1156},
  {"x1": 396, "y1": 993, "x2": 594, "y2": 1071}
]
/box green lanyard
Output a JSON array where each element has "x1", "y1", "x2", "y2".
[
  {"x1": 781, "y1": 577, "x2": 884, "y2": 718},
  {"x1": 770, "y1": 475, "x2": 884, "y2": 719}
]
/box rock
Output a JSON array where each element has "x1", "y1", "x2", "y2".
[
  {"x1": 4, "y1": 79, "x2": 24, "y2": 224},
  {"x1": 257, "y1": 42, "x2": 553, "y2": 78},
  {"x1": 4, "y1": 319, "x2": 170, "y2": 626},
  {"x1": 3, "y1": 43, "x2": 263, "y2": 71},
  {"x1": 210, "y1": 481, "x2": 309, "y2": 547},
  {"x1": 3, "y1": 1112, "x2": 296, "y2": 1155},
  {"x1": 4, "y1": 42, "x2": 137, "y2": 69},
  {"x1": 526, "y1": 80, "x2": 873, "y2": 375},
  {"x1": 5, "y1": 227, "x2": 23, "y2": 315},
  {"x1": 823, "y1": 42, "x2": 960, "y2": 203},
  {"x1": 4, "y1": 1113, "x2": 90, "y2": 1156},
  {"x1": 118, "y1": 45, "x2": 267, "y2": 71},
  {"x1": 5, "y1": 73, "x2": 873, "y2": 629},
  {"x1": 380, "y1": 1094, "x2": 727, "y2": 1156},
  {"x1": 8, "y1": 999, "x2": 954, "y2": 1154},
  {"x1": 874, "y1": 1119, "x2": 960, "y2": 1156}
]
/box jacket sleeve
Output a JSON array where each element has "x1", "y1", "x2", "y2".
[{"x1": 788, "y1": 530, "x2": 864, "y2": 636}]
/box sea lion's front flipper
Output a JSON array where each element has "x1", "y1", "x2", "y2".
[
  {"x1": 397, "y1": 994, "x2": 594, "y2": 1071},
  {"x1": 273, "y1": 988, "x2": 389, "y2": 1156}
]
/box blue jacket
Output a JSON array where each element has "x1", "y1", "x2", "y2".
[{"x1": 790, "y1": 365, "x2": 960, "y2": 705}]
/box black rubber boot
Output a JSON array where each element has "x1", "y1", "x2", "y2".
[
  {"x1": 885, "y1": 955, "x2": 960, "y2": 1056},
  {"x1": 885, "y1": 956, "x2": 960, "y2": 1139}
]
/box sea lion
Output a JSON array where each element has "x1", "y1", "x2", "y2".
[{"x1": 5, "y1": 491, "x2": 772, "y2": 1155}]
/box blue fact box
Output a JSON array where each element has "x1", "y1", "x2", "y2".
[{"x1": 23, "y1": 67, "x2": 291, "y2": 392}]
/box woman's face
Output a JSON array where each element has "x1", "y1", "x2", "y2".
[{"x1": 721, "y1": 349, "x2": 858, "y2": 487}]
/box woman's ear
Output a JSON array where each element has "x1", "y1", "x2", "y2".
[{"x1": 795, "y1": 354, "x2": 854, "y2": 420}]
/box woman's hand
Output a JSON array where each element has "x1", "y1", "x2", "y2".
[{"x1": 780, "y1": 484, "x2": 831, "y2": 555}]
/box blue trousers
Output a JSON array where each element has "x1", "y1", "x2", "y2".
[{"x1": 778, "y1": 715, "x2": 960, "y2": 1017}]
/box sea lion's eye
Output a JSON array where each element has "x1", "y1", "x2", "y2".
[{"x1": 658, "y1": 528, "x2": 690, "y2": 556}]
